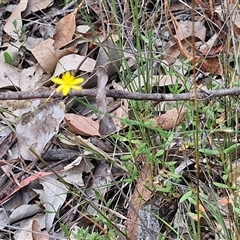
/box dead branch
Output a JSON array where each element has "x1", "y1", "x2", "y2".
[{"x1": 0, "y1": 87, "x2": 239, "y2": 101}]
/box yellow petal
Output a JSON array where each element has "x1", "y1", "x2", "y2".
[
  {"x1": 52, "y1": 77, "x2": 65, "y2": 85},
  {"x1": 52, "y1": 71, "x2": 84, "y2": 96},
  {"x1": 62, "y1": 72, "x2": 74, "y2": 82},
  {"x1": 55, "y1": 85, "x2": 64, "y2": 93},
  {"x1": 72, "y1": 78, "x2": 84, "y2": 85},
  {"x1": 62, "y1": 71, "x2": 71, "y2": 78},
  {"x1": 62, "y1": 86, "x2": 71, "y2": 96}
]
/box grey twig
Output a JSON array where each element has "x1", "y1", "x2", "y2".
[
  {"x1": 0, "y1": 87, "x2": 239, "y2": 101},
  {"x1": 24, "y1": 9, "x2": 74, "y2": 28}
]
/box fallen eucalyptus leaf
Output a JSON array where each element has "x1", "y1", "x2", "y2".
[
  {"x1": 153, "y1": 107, "x2": 187, "y2": 130},
  {"x1": 64, "y1": 113, "x2": 100, "y2": 136},
  {"x1": 16, "y1": 100, "x2": 65, "y2": 160},
  {"x1": 83, "y1": 38, "x2": 123, "y2": 88}
]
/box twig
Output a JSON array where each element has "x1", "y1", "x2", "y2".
[
  {"x1": 23, "y1": 1, "x2": 85, "y2": 28},
  {"x1": 0, "y1": 87, "x2": 239, "y2": 101},
  {"x1": 24, "y1": 9, "x2": 75, "y2": 28},
  {"x1": 75, "y1": 45, "x2": 99, "y2": 75},
  {"x1": 0, "y1": 20, "x2": 3, "y2": 46}
]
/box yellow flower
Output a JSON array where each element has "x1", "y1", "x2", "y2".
[{"x1": 51, "y1": 71, "x2": 84, "y2": 96}]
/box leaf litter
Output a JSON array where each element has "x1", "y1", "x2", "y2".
[{"x1": 0, "y1": 0, "x2": 239, "y2": 239}]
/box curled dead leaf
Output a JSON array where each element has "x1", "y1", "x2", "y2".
[
  {"x1": 4, "y1": 0, "x2": 28, "y2": 39},
  {"x1": 65, "y1": 113, "x2": 100, "y2": 136},
  {"x1": 23, "y1": 0, "x2": 53, "y2": 17},
  {"x1": 53, "y1": 9, "x2": 77, "y2": 50},
  {"x1": 99, "y1": 116, "x2": 116, "y2": 136},
  {"x1": 31, "y1": 38, "x2": 77, "y2": 73},
  {"x1": 153, "y1": 107, "x2": 187, "y2": 130}
]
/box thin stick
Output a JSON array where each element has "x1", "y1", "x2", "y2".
[{"x1": 0, "y1": 87, "x2": 239, "y2": 101}]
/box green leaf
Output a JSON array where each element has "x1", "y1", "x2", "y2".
[
  {"x1": 169, "y1": 173, "x2": 181, "y2": 179},
  {"x1": 199, "y1": 148, "x2": 219, "y2": 156},
  {"x1": 213, "y1": 182, "x2": 229, "y2": 189},
  {"x1": 155, "y1": 149, "x2": 165, "y2": 157},
  {"x1": 179, "y1": 190, "x2": 192, "y2": 203},
  {"x1": 164, "y1": 161, "x2": 177, "y2": 166},
  {"x1": 94, "y1": 190, "x2": 102, "y2": 200},
  {"x1": 130, "y1": 139, "x2": 141, "y2": 144},
  {"x1": 3, "y1": 52, "x2": 13, "y2": 65},
  {"x1": 140, "y1": 34, "x2": 149, "y2": 44},
  {"x1": 120, "y1": 154, "x2": 132, "y2": 161},
  {"x1": 60, "y1": 223, "x2": 69, "y2": 237},
  {"x1": 188, "y1": 196, "x2": 196, "y2": 205},
  {"x1": 223, "y1": 143, "x2": 240, "y2": 154},
  {"x1": 156, "y1": 183, "x2": 172, "y2": 193},
  {"x1": 233, "y1": 207, "x2": 240, "y2": 215},
  {"x1": 222, "y1": 174, "x2": 228, "y2": 180},
  {"x1": 188, "y1": 212, "x2": 198, "y2": 220},
  {"x1": 12, "y1": 19, "x2": 17, "y2": 27},
  {"x1": 135, "y1": 143, "x2": 146, "y2": 155},
  {"x1": 166, "y1": 133, "x2": 174, "y2": 146}
]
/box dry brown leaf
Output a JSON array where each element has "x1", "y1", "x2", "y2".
[
  {"x1": 164, "y1": 41, "x2": 189, "y2": 64},
  {"x1": 0, "y1": 171, "x2": 53, "y2": 204},
  {"x1": 86, "y1": 163, "x2": 113, "y2": 215},
  {"x1": 158, "y1": 74, "x2": 184, "y2": 86},
  {"x1": 198, "y1": 56, "x2": 223, "y2": 75},
  {"x1": 24, "y1": 37, "x2": 44, "y2": 50},
  {"x1": 23, "y1": 0, "x2": 53, "y2": 17},
  {"x1": 153, "y1": 107, "x2": 187, "y2": 130},
  {"x1": 32, "y1": 220, "x2": 49, "y2": 240},
  {"x1": 19, "y1": 64, "x2": 45, "y2": 91},
  {"x1": 1, "y1": 165, "x2": 20, "y2": 186},
  {"x1": 53, "y1": 9, "x2": 77, "y2": 50},
  {"x1": 126, "y1": 156, "x2": 152, "y2": 240},
  {"x1": 164, "y1": 16, "x2": 206, "y2": 64},
  {"x1": 215, "y1": 3, "x2": 236, "y2": 39},
  {"x1": 52, "y1": 54, "x2": 96, "y2": 77},
  {"x1": 111, "y1": 106, "x2": 128, "y2": 131},
  {"x1": 83, "y1": 38, "x2": 123, "y2": 88},
  {"x1": 200, "y1": 33, "x2": 219, "y2": 54},
  {"x1": 31, "y1": 38, "x2": 77, "y2": 73},
  {"x1": 16, "y1": 100, "x2": 65, "y2": 160},
  {"x1": 178, "y1": 20, "x2": 206, "y2": 42},
  {"x1": 0, "y1": 60, "x2": 20, "y2": 88},
  {"x1": 61, "y1": 158, "x2": 94, "y2": 185},
  {"x1": 201, "y1": 43, "x2": 224, "y2": 56},
  {"x1": 65, "y1": 113, "x2": 100, "y2": 136},
  {"x1": 169, "y1": 14, "x2": 197, "y2": 62},
  {"x1": 39, "y1": 176, "x2": 67, "y2": 232},
  {"x1": 74, "y1": 135, "x2": 126, "y2": 172},
  {"x1": 9, "y1": 205, "x2": 42, "y2": 225},
  {"x1": 4, "y1": 0, "x2": 28, "y2": 39}
]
